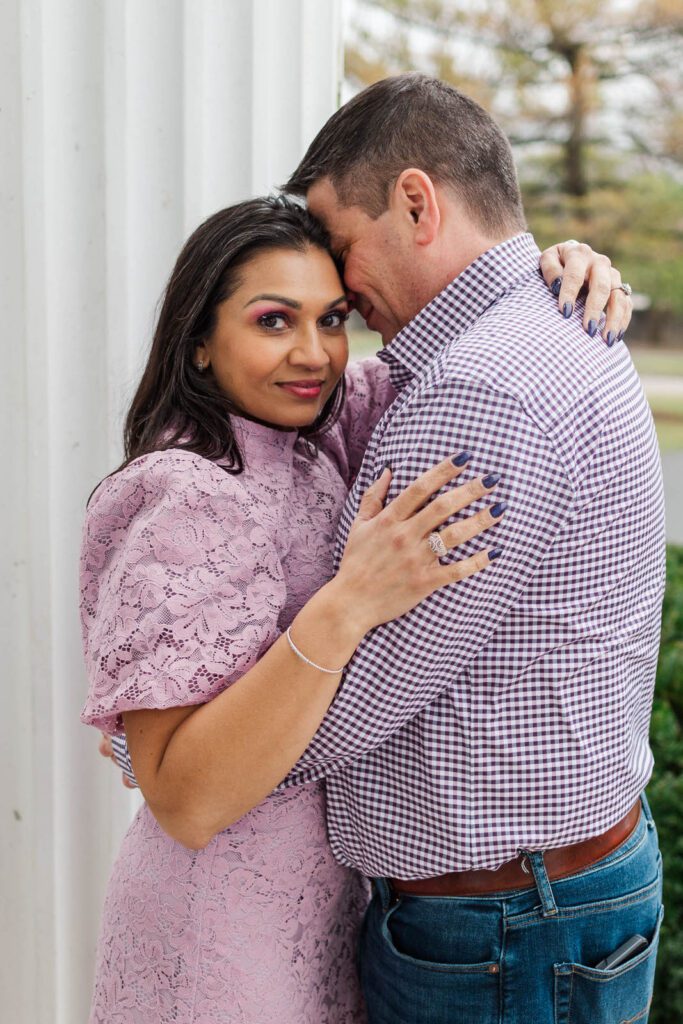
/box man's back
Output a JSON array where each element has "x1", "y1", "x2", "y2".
[{"x1": 289, "y1": 234, "x2": 666, "y2": 877}]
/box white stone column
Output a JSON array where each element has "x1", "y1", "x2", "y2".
[{"x1": 0, "y1": 1, "x2": 341, "y2": 1020}]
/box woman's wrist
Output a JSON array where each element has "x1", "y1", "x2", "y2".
[{"x1": 301, "y1": 579, "x2": 371, "y2": 659}]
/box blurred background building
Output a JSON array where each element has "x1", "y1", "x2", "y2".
[
  {"x1": 1, "y1": 1, "x2": 681, "y2": 1022},
  {"x1": 0, "y1": 2, "x2": 341, "y2": 1020}
]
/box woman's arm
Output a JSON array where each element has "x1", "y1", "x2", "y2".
[
  {"x1": 123, "y1": 457, "x2": 503, "y2": 850},
  {"x1": 124, "y1": 580, "x2": 365, "y2": 849}
]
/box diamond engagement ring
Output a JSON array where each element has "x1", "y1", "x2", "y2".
[
  {"x1": 428, "y1": 532, "x2": 448, "y2": 557},
  {"x1": 611, "y1": 282, "x2": 632, "y2": 296}
]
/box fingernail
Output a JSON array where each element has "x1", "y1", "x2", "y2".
[
  {"x1": 488, "y1": 547, "x2": 504, "y2": 561},
  {"x1": 617, "y1": 330, "x2": 625, "y2": 342},
  {"x1": 606, "y1": 331, "x2": 616, "y2": 347},
  {"x1": 587, "y1": 319, "x2": 598, "y2": 338},
  {"x1": 452, "y1": 450, "x2": 473, "y2": 467},
  {"x1": 378, "y1": 462, "x2": 391, "y2": 478},
  {"x1": 482, "y1": 473, "x2": 501, "y2": 489},
  {"x1": 563, "y1": 302, "x2": 573, "y2": 319},
  {"x1": 490, "y1": 501, "x2": 507, "y2": 518},
  {"x1": 551, "y1": 277, "x2": 562, "y2": 297}
]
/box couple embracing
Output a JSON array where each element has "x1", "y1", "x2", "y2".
[{"x1": 81, "y1": 75, "x2": 665, "y2": 1024}]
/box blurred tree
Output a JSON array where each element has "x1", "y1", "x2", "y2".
[
  {"x1": 347, "y1": 0, "x2": 683, "y2": 194},
  {"x1": 345, "y1": 0, "x2": 683, "y2": 315}
]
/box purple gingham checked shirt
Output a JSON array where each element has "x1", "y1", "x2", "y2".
[{"x1": 283, "y1": 232, "x2": 666, "y2": 878}]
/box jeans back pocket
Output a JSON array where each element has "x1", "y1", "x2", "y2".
[{"x1": 554, "y1": 904, "x2": 663, "y2": 1024}]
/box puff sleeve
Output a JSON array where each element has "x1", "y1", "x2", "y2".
[{"x1": 79, "y1": 450, "x2": 286, "y2": 735}]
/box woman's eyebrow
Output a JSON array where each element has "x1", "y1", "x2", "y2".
[
  {"x1": 244, "y1": 293, "x2": 348, "y2": 310},
  {"x1": 244, "y1": 294, "x2": 301, "y2": 309}
]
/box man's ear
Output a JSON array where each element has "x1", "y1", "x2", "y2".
[{"x1": 391, "y1": 169, "x2": 440, "y2": 246}]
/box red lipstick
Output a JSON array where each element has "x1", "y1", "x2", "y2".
[{"x1": 277, "y1": 380, "x2": 324, "y2": 399}]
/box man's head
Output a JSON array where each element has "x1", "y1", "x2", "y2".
[{"x1": 286, "y1": 73, "x2": 526, "y2": 343}]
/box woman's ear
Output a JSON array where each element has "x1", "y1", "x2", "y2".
[{"x1": 391, "y1": 169, "x2": 441, "y2": 246}]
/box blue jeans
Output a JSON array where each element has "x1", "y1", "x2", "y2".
[{"x1": 359, "y1": 794, "x2": 663, "y2": 1023}]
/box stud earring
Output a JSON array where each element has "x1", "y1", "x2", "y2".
[{"x1": 197, "y1": 360, "x2": 205, "y2": 372}]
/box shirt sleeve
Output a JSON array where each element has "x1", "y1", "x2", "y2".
[
  {"x1": 282, "y1": 378, "x2": 574, "y2": 784},
  {"x1": 79, "y1": 450, "x2": 285, "y2": 735},
  {"x1": 320, "y1": 356, "x2": 396, "y2": 487}
]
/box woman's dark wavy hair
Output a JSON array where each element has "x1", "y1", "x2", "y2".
[{"x1": 112, "y1": 195, "x2": 346, "y2": 483}]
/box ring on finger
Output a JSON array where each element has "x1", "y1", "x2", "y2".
[
  {"x1": 563, "y1": 239, "x2": 580, "y2": 248},
  {"x1": 428, "y1": 531, "x2": 448, "y2": 557},
  {"x1": 610, "y1": 282, "x2": 632, "y2": 296}
]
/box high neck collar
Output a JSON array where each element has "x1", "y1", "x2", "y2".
[
  {"x1": 228, "y1": 414, "x2": 300, "y2": 470},
  {"x1": 377, "y1": 233, "x2": 541, "y2": 390}
]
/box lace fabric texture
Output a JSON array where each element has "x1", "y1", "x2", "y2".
[
  {"x1": 79, "y1": 358, "x2": 394, "y2": 1023},
  {"x1": 91, "y1": 788, "x2": 370, "y2": 1024}
]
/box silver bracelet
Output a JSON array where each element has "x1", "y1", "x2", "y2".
[{"x1": 286, "y1": 626, "x2": 346, "y2": 675}]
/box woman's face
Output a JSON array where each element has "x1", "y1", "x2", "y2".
[{"x1": 198, "y1": 246, "x2": 350, "y2": 430}]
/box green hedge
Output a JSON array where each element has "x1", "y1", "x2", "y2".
[{"x1": 649, "y1": 545, "x2": 683, "y2": 1022}]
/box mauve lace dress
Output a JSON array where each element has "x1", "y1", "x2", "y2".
[{"x1": 79, "y1": 358, "x2": 395, "y2": 1024}]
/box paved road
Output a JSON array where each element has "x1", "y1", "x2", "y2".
[{"x1": 662, "y1": 451, "x2": 683, "y2": 546}]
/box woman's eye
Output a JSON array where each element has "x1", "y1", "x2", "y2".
[
  {"x1": 258, "y1": 312, "x2": 289, "y2": 330},
  {"x1": 320, "y1": 311, "x2": 349, "y2": 329}
]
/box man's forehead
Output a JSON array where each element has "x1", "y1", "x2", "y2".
[{"x1": 305, "y1": 179, "x2": 349, "y2": 238}]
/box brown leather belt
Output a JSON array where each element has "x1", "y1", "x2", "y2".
[{"x1": 390, "y1": 801, "x2": 642, "y2": 898}]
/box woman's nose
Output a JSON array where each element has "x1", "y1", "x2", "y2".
[{"x1": 290, "y1": 324, "x2": 331, "y2": 366}]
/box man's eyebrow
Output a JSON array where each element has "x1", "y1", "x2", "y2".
[{"x1": 244, "y1": 294, "x2": 302, "y2": 309}]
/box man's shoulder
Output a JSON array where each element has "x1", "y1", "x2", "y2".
[{"x1": 434, "y1": 274, "x2": 634, "y2": 434}]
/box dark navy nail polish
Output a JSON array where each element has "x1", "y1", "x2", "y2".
[
  {"x1": 606, "y1": 331, "x2": 616, "y2": 347},
  {"x1": 378, "y1": 462, "x2": 392, "y2": 478},
  {"x1": 617, "y1": 330, "x2": 625, "y2": 342},
  {"x1": 587, "y1": 319, "x2": 598, "y2": 338},
  {"x1": 488, "y1": 547, "x2": 504, "y2": 561},
  {"x1": 482, "y1": 473, "x2": 501, "y2": 489},
  {"x1": 551, "y1": 277, "x2": 562, "y2": 297},
  {"x1": 452, "y1": 451, "x2": 473, "y2": 467},
  {"x1": 563, "y1": 302, "x2": 573, "y2": 319},
  {"x1": 490, "y1": 501, "x2": 507, "y2": 518}
]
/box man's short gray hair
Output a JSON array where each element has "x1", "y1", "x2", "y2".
[{"x1": 286, "y1": 73, "x2": 526, "y2": 236}]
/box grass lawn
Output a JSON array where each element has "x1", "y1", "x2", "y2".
[
  {"x1": 630, "y1": 349, "x2": 683, "y2": 453},
  {"x1": 630, "y1": 347, "x2": 683, "y2": 379},
  {"x1": 654, "y1": 420, "x2": 683, "y2": 453},
  {"x1": 348, "y1": 329, "x2": 381, "y2": 361}
]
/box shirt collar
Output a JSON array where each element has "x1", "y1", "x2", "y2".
[
  {"x1": 229, "y1": 414, "x2": 299, "y2": 470},
  {"x1": 376, "y1": 232, "x2": 541, "y2": 389}
]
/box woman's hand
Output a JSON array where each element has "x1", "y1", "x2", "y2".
[
  {"x1": 539, "y1": 240, "x2": 633, "y2": 345},
  {"x1": 331, "y1": 453, "x2": 504, "y2": 635}
]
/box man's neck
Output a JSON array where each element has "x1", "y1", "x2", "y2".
[
  {"x1": 407, "y1": 227, "x2": 518, "y2": 329},
  {"x1": 438, "y1": 220, "x2": 518, "y2": 285}
]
